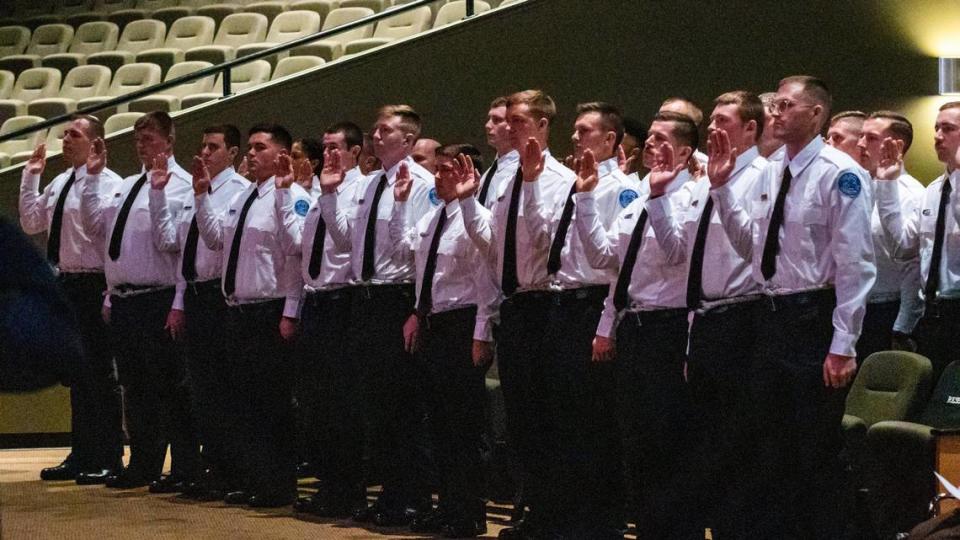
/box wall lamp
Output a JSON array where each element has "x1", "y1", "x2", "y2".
[{"x1": 941, "y1": 57, "x2": 960, "y2": 95}]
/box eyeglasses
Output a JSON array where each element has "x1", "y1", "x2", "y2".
[{"x1": 769, "y1": 99, "x2": 816, "y2": 115}]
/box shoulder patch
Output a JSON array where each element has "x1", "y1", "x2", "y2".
[
  {"x1": 837, "y1": 172, "x2": 862, "y2": 199},
  {"x1": 294, "y1": 198, "x2": 310, "y2": 217},
  {"x1": 619, "y1": 189, "x2": 639, "y2": 209},
  {"x1": 428, "y1": 187, "x2": 442, "y2": 206}
]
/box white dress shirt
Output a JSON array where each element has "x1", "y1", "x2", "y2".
[
  {"x1": 81, "y1": 156, "x2": 192, "y2": 293},
  {"x1": 163, "y1": 166, "x2": 248, "y2": 310},
  {"x1": 713, "y1": 136, "x2": 877, "y2": 357},
  {"x1": 575, "y1": 169, "x2": 694, "y2": 337},
  {"x1": 555, "y1": 157, "x2": 639, "y2": 288},
  {"x1": 19, "y1": 164, "x2": 122, "y2": 272},
  {"x1": 868, "y1": 170, "x2": 925, "y2": 333},
  {"x1": 647, "y1": 147, "x2": 767, "y2": 305},
  {"x1": 397, "y1": 198, "x2": 499, "y2": 341},
  {"x1": 350, "y1": 155, "x2": 434, "y2": 284},
  {"x1": 478, "y1": 150, "x2": 520, "y2": 210},
  {"x1": 460, "y1": 149, "x2": 574, "y2": 292},
  {"x1": 876, "y1": 169, "x2": 960, "y2": 301},
  {"x1": 195, "y1": 178, "x2": 310, "y2": 319},
  {"x1": 277, "y1": 166, "x2": 366, "y2": 290}
]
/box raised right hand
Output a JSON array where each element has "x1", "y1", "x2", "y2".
[
  {"x1": 319, "y1": 148, "x2": 345, "y2": 194},
  {"x1": 453, "y1": 153, "x2": 479, "y2": 200},
  {"x1": 274, "y1": 152, "x2": 295, "y2": 189},
  {"x1": 707, "y1": 129, "x2": 737, "y2": 188},
  {"x1": 26, "y1": 143, "x2": 46, "y2": 175},
  {"x1": 521, "y1": 137, "x2": 545, "y2": 182},
  {"x1": 191, "y1": 155, "x2": 211, "y2": 195},
  {"x1": 86, "y1": 138, "x2": 106, "y2": 175},
  {"x1": 875, "y1": 137, "x2": 904, "y2": 181},
  {"x1": 574, "y1": 148, "x2": 599, "y2": 193}
]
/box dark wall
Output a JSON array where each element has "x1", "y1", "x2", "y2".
[{"x1": 1, "y1": 0, "x2": 952, "y2": 219}]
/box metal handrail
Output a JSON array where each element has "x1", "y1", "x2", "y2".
[{"x1": 0, "y1": 0, "x2": 480, "y2": 144}]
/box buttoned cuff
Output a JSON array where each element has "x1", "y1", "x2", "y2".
[
  {"x1": 172, "y1": 283, "x2": 185, "y2": 311},
  {"x1": 873, "y1": 178, "x2": 899, "y2": 202},
  {"x1": 522, "y1": 179, "x2": 541, "y2": 202},
  {"x1": 148, "y1": 183, "x2": 168, "y2": 209},
  {"x1": 473, "y1": 317, "x2": 493, "y2": 342},
  {"x1": 596, "y1": 309, "x2": 617, "y2": 338},
  {"x1": 22, "y1": 170, "x2": 40, "y2": 190},
  {"x1": 283, "y1": 295, "x2": 302, "y2": 319},
  {"x1": 460, "y1": 195, "x2": 480, "y2": 222},
  {"x1": 645, "y1": 192, "x2": 673, "y2": 221},
  {"x1": 275, "y1": 186, "x2": 291, "y2": 210},
  {"x1": 710, "y1": 182, "x2": 738, "y2": 210},
  {"x1": 103, "y1": 294, "x2": 111, "y2": 309},
  {"x1": 574, "y1": 191, "x2": 598, "y2": 215},
  {"x1": 194, "y1": 190, "x2": 209, "y2": 204},
  {"x1": 830, "y1": 330, "x2": 858, "y2": 358}
]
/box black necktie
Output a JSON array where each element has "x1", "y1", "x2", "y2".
[
  {"x1": 547, "y1": 182, "x2": 577, "y2": 275},
  {"x1": 108, "y1": 173, "x2": 148, "y2": 261},
  {"x1": 361, "y1": 174, "x2": 388, "y2": 281},
  {"x1": 307, "y1": 212, "x2": 326, "y2": 280},
  {"x1": 501, "y1": 168, "x2": 524, "y2": 296},
  {"x1": 181, "y1": 215, "x2": 200, "y2": 282},
  {"x1": 760, "y1": 166, "x2": 793, "y2": 280},
  {"x1": 926, "y1": 179, "x2": 953, "y2": 300},
  {"x1": 47, "y1": 171, "x2": 76, "y2": 265},
  {"x1": 416, "y1": 207, "x2": 448, "y2": 317},
  {"x1": 223, "y1": 188, "x2": 259, "y2": 296},
  {"x1": 477, "y1": 159, "x2": 498, "y2": 206},
  {"x1": 685, "y1": 196, "x2": 714, "y2": 309},
  {"x1": 613, "y1": 209, "x2": 648, "y2": 311}
]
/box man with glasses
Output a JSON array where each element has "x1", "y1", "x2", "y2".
[{"x1": 710, "y1": 75, "x2": 875, "y2": 538}]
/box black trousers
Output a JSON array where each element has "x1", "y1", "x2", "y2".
[
  {"x1": 221, "y1": 299, "x2": 296, "y2": 498},
  {"x1": 58, "y1": 272, "x2": 122, "y2": 471},
  {"x1": 350, "y1": 284, "x2": 432, "y2": 507},
  {"x1": 917, "y1": 299, "x2": 960, "y2": 382},
  {"x1": 742, "y1": 291, "x2": 848, "y2": 540},
  {"x1": 856, "y1": 299, "x2": 900, "y2": 362},
  {"x1": 298, "y1": 287, "x2": 364, "y2": 503},
  {"x1": 497, "y1": 291, "x2": 557, "y2": 529},
  {"x1": 182, "y1": 279, "x2": 235, "y2": 486},
  {"x1": 543, "y1": 287, "x2": 623, "y2": 537},
  {"x1": 615, "y1": 309, "x2": 700, "y2": 540},
  {"x1": 686, "y1": 300, "x2": 759, "y2": 539},
  {"x1": 418, "y1": 306, "x2": 488, "y2": 522},
  {"x1": 110, "y1": 288, "x2": 199, "y2": 480}
]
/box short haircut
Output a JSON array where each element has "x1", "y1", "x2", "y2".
[
  {"x1": 868, "y1": 110, "x2": 914, "y2": 152},
  {"x1": 134, "y1": 110, "x2": 174, "y2": 138},
  {"x1": 296, "y1": 137, "x2": 323, "y2": 175},
  {"x1": 69, "y1": 114, "x2": 104, "y2": 140},
  {"x1": 507, "y1": 89, "x2": 557, "y2": 126},
  {"x1": 362, "y1": 131, "x2": 375, "y2": 153},
  {"x1": 248, "y1": 122, "x2": 292, "y2": 151},
  {"x1": 622, "y1": 117, "x2": 647, "y2": 142},
  {"x1": 714, "y1": 90, "x2": 765, "y2": 139},
  {"x1": 759, "y1": 92, "x2": 776, "y2": 107},
  {"x1": 489, "y1": 96, "x2": 509, "y2": 109},
  {"x1": 831, "y1": 110, "x2": 867, "y2": 126},
  {"x1": 653, "y1": 111, "x2": 699, "y2": 151},
  {"x1": 324, "y1": 121, "x2": 363, "y2": 150},
  {"x1": 576, "y1": 101, "x2": 625, "y2": 147},
  {"x1": 661, "y1": 96, "x2": 703, "y2": 126},
  {"x1": 778, "y1": 75, "x2": 833, "y2": 121},
  {"x1": 436, "y1": 142, "x2": 484, "y2": 172},
  {"x1": 202, "y1": 124, "x2": 241, "y2": 150},
  {"x1": 377, "y1": 104, "x2": 422, "y2": 140},
  {"x1": 939, "y1": 101, "x2": 960, "y2": 112}
]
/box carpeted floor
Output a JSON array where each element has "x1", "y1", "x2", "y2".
[{"x1": 0, "y1": 448, "x2": 516, "y2": 539}]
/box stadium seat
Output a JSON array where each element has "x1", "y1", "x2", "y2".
[
  {"x1": 184, "y1": 13, "x2": 268, "y2": 65},
  {"x1": 86, "y1": 19, "x2": 165, "y2": 73},
  {"x1": 41, "y1": 22, "x2": 120, "y2": 78},
  {"x1": 289, "y1": 6, "x2": 372, "y2": 61},
  {"x1": 75, "y1": 61, "x2": 161, "y2": 119},
  {"x1": 271, "y1": 54, "x2": 324, "y2": 79},
  {"x1": 43, "y1": 120, "x2": 69, "y2": 154},
  {"x1": 342, "y1": 6, "x2": 430, "y2": 55},
  {"x1": 339, "y1": 0, "x2": 388, "y2": 13},
  {"x1": 103, "y1": 110, "x2": 142, "y2": 134},
  {"x1": 0, "y1": 24, "x2": 75, "y2": 77},
  {"x1": 28, "y1": 64, "x2": 112, "y2": 119},
  {"x1": 0, "y1": 26, "x2": 31, "y2": 58},
  {"x1": 0, "y1": 67, "x2": 62, "y2": 125},
  {"x1": 236, "y1": 10, "x2": 321, "y2": 69},
  {"x1": 151, "y1": 0, "x2": 206, "y2": 29},
  {"x1": 136, "y1": 15, "x2": 215, "y2": 77},
  {"x1": 129, "y1": 60, "x2": 214, "y2": 112},
  {"x1": 196, "y1": 4, "x2": 241, "y2": 30},
  {"x1": 0, "y1": 70, "x2": 14, "y2": 99},
  {"x1": 244, "y1": 1, "x2": 288, "y2": 24},
  {"x1": 180, "y1": 59, "x2": 271, "y2": 109},
  {"x1": 433, "y1": 0, "x2": 491, "y2": 27},
  {"x1": 107, "y1": 0, "x2": 179, "y2": 31},
  {"x1": 288, "y1": 0, "x2": 339, "y2": 23},
  {"x1": 0, "y1": 115, "x2": 46, "y2": 168}
]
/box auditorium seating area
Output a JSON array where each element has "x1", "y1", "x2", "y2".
[{"x1": 0, "y1": 0, "x2": 522, "y2": 154}]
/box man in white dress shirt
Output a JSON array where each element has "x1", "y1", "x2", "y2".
[
  {"x1": 710, "y1": 75, "x2": 876, "y2": 539},
  {"x1": 476, "y1": 96, "x2": 519, "y2": 209},
  {"x1": 827, "y1": 110, "x2": 868, "y2": 168},
  {"x1": 79, "y1": 111, "x2": 200, "y2": 490},
  {"x1": 19, "y1": 114, "x2": 124, "y2": 484}
]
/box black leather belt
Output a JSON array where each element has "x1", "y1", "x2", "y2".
[
  {"x1": 761, "y1": 288, "x2": 835, "y2": 312},
  {"x1": 623, "y1": 307, "x2": 688, "y2": 326}
]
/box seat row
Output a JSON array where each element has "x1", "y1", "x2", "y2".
[{"x1": 0, "y1": 0, "x2": 507, "y2": 77}]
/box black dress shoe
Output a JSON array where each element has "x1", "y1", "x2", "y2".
[
  {"x1": 40, "y1": 460, "x2": 78, "y2": 481},
  {"x1": 105, "y1": 470, "x2": 151, "y2": 489},
  {"x1": 352, "y1": 503, "x2": 379, "y2": 523},
  {"x1": 374, "y1": 503, "x2": 429, "y2": 527},
  {"x1": 148, "y1": 475, "x2": 189, "y2": 494},
  {"x1": 442, "y1": 518, "x2": 487, "y2": 538},
  {"x1": 410, "y1": 507, "x2": 446, "y2": 533},
  {"x1": 224, "y1": 490, "x2": 250, "y2": 505},
  {"x1": 247, "y1": 492, "x2": 295, "y2": 508},
  {"x1": 76, "y1": 468, "x2": 119, "y2": 485}
]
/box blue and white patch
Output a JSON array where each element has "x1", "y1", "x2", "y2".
[
  {"x1": 619, "y1": 189, "x2": 639, "y2": 208},
  {"x1": 294, "y1": 198, "x2": 310, "y2": 217},
  {"x1": 428, "y1": 187, "x2": 442, "y2": 206},
  {"x1": 837, "y1": 172, "x2": 861, "y2": 199}
]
